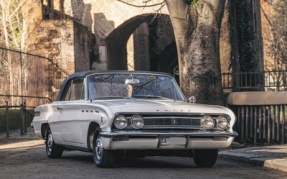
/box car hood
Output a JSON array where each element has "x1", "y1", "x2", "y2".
[{"x1": 94, "y1": 99, "x2": 229, "y2": 114}]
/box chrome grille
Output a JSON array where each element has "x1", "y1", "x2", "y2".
[{"x1": 142, "y1": 116, "x2": 202, "y2": 129}]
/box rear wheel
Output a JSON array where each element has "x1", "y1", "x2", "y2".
[
  {"x1": 46, "y1": 128, "x2": 63, "y2": 158},
  {"x1": 193, "y1": 149, "x2": 218, "y2": 168},
  {"x1": 93, "y1": 127, "x2": 115, "y2": 168}
]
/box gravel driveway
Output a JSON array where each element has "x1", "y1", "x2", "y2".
[{"x1": 0, "y1": 137, "x2": 287, "y2": 179}]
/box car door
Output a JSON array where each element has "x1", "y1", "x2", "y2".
[{"x1": 57, "y1": 78, "x2": 85, "y2": 145}]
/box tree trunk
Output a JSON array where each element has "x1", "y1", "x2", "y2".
[
  {"x1": 1, "y1": 0, "x2": 14, "y2": 104},
  {"x1": 165, "y1": 0, "x2": 225, "y2": 105}
]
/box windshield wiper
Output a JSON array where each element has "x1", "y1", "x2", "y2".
[
  {"x1": 133, "y1": 95, "x2": 171, "y2": 100},
  {"x1": 93, "y1": 96, "x2": 134, "y2": 100}
]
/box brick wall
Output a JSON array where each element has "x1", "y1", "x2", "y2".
[
  {"x1": 27, "y1": 20, "x2": 75, "y2": 75},
  {"x1": 260, "y1": 0, "x2": 274, "y2": 71},
  {"x1": 73, "y1": 21, "x2": 96, "y2": 72}
]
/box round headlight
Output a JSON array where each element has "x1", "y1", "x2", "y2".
[
  {"x1": 114, "y1": 115, "x2": 128, "y2": 129},
  {"x1": 131, "y1": 115, "x2": 144, "y2": 129},
  {"x1": 201, "y1": 115, "x2": 215, "y2": 129},
  {"x1": 217, "y1": 116, "x2": 228, "y2": 129}
]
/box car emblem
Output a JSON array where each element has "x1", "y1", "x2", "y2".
[{"x1": 171, "y1": 118, "x2": 178, "y2": 125}]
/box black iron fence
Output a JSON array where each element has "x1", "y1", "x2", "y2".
[
  {"x1": 229, "y1": 105, "x2": 286, "y2": 146},
  {"x1": 0, "y1": 94, "x2": 52, "y2": 108},
  {"x1": 222, "y1": 71, "x2": 287, "y2": 91},
  {"x1": 0, "y1": 47, "x2": 69, "y2": 108},
  {"x1": 0, "y1": 101, "x2": 33, "y2": 137}
]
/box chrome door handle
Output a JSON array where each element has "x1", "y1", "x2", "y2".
[{"x1": 57, "y1": 106, "x2": 63, "y2": 110}]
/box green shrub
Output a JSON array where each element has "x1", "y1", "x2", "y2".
[{"x1": 0, "y1": 109, "x2": 34, "y2": 132}]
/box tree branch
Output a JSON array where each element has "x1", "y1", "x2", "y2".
[
  {"x1": 260, "y1": 5, "x2": 272, "y2": 26},
  {"x1": 8, "y1": 1, "x2": 25, "y2": 20},
  {"x1": 117, "y1": 0, "x2": 165, "y2": 8}
]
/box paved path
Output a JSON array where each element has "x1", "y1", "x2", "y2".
[
  {"x1": 0, "y1": 138, "x2": 287, "y2": 179},
  {"x1": 219, "y1": 145, "x2": 287, "y2": 173}
]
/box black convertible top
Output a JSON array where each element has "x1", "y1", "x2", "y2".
[{"x1": 55, "y1": 70, "x2": 173, "y2": 101}]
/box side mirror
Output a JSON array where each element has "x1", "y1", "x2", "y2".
[{"x1": 189, "y1": 96, "x2": 196, "y2": 103}]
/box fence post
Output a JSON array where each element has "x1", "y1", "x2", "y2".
[
  {"x1": 245, "y1": 106, "x2": 249, "y2": 140},
  {"x1": 254, "y1": 106, "x2": 257, "y2": 146},
  {"x1": 267, "y1": 106, "x2": 271, "y2": 146},
  {"x1": 277, "y1": 105, "x2": 280, "y2": 141},
  {"x1": 19, "y1": 51, "x2": 22, "y2": 104},
  {"x1": 6, "y1": 101, "x2": 9, "y2": 137},
  {"x1": 282, "y1": 105, "x2": 285, "y2": 145},
  {"x1": 241, "y1": 107, "x2": 244, "y2": 141},
  {"x1": 263, "y1": 106, "x2": 266, "y2": 139},
  {"x1": 250, "y1": 106, "x2": 253, "y2": 138},
  {"x1": 259, "y1": 106, "x2": 262, "y2": 140},
  {"x1": 20, "y1": 103, "x2": 24, "y2": 135},
  {"x1": 24, "y1": 101, "x2": 27, "y2": 133}
]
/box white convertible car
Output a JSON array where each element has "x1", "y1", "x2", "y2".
[{"x1": 32, "y1": 71, "x2": 237, "y2": 168}]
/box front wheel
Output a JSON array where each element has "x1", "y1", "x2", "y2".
[
  {"x1": 46, "y1": 128, "x2": 63, "y2": 158},
  {"x1": 93, "y1": 128, "x2": 115, "y2": 168},
  {"x1": 193, "y1": 149, "x2": 218, "y2": 168}
]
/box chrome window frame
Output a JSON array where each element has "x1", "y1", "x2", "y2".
[{"x1": 60, "y1": 78, "x2": 86, "y2": 101}]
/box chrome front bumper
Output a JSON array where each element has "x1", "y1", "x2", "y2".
[{"x1": 99, "y1": 130, "x2": 238, "y2": 150}]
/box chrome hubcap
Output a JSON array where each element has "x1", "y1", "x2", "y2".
[
  {"x1": 47, "y1": 133, "x2": 53, "y2": 152},
  {"x1": 95, "y1": 138, "x2": 103, "y2": 160}
]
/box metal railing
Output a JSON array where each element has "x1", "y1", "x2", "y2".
[
  {"x1": 0, "y1": 101, "x2": 33, "y2": 137},
  {"x1": 0, "y1": 94, "x2": 52, "y2": 108},
  {"x1": 222, "y1": 71, "x2": 287, "y2": 91},
  {"x1": 0, "y1": 47, "x2": 69, "y2": 107},
  {"x1": 229, "y1": 105, "x2": 286, "y2": 146}
]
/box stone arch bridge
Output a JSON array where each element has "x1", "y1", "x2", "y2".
[
  {"x1": 19, "y1": 0, "x2": 231, "y2": 101},
  {"x1": 23, "y1": 0, "x2": 185, "y2": 74}
]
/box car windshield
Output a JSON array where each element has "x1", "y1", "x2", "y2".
[{"x1": 87, "y1": 74, "x2": 186, "y2": 101}]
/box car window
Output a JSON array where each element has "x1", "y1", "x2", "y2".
[
  {"x1": 87, "y1": 74, "x2": 185, "y2": 101},
  {"x1": 60, "y1": 80, "x2": 72, "y2": 101},
  {"x1": 70, "y1": 78, "x2": 85, "y2": 100}
]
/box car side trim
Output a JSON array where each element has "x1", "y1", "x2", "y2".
[{"x1": 62, "y1": 144, "x2": 90, "y2": 152}]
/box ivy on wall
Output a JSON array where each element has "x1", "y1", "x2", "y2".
[
  {"x1": 236, "y1": 0, "x2": 257, "y2": 72},
  {"x1": 185, "y1": 0, "x2": 202, "y2": 7},
  {"x1": 186, "y1": 0, "x2": 257, "y2": 72}
]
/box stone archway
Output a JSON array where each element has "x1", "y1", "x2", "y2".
[
  {"x1": 105, "y1": 14, "x2": 154, "y2": 70},
  {"x1": 22, "y1": 0, "x2": 235, "y2": 105},
  {"x1": 90, "y1": 0, "x2": 171, "y2": 71},
  {"x1": 158, "y1": 41, "x2": 177, "y2": 74},
  {"x1": 103, "y1": 13, "x2": 177, "y2": 73}
]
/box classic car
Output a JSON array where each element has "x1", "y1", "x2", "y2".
[{"x1": 32, "y1": 70, "x2": 238, "y2": 168}]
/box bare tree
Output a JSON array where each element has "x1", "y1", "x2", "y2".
[
  {"x1": 0, "y1": 0, "x2": 26, "y2": 104},
  {"x1": 271, "y1": 0, "x2": 287, "y2": 90},
  {"x1": 164, "y1": 0, "x2": 225, "y2": 105},
  {"x1": 118, "y1": 0, "x2": 224, "y2": 105},
  {"x1": 0, "y1": 0, "x2": 26, "y2": 50}
]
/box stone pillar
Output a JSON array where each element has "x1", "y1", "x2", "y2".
[
  {"x1": 133, "y1": 23, "x2": 150, "y2": 71},
  {"x1": 92, "y1": 45, "x2": 108, "y2": 70}
]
